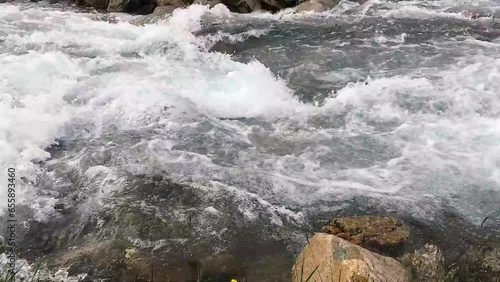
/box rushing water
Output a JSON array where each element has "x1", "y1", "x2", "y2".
[{"x1": 1, "y1": 0, "x2": 500, "y2": 275}]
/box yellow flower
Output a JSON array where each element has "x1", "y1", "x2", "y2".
[{"x1": 230, "y1": 280, "x2": 238, "y2": 282}]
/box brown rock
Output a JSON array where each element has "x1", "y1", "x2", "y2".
[
  {"x1": 337, "y1": 232, "x2": 350, "y2": 240},
  {"x1": 321, "y1": 225, "x2": 342, "y2": 234},
  {"x1": 409, "y1": 244, "x2": 445, "y2": 282},
  {"x1": 322, "y1": 215, "x2": 410, "y2": 255},
  {"x1": 291, "y1": 233, "x2": 409, "y2": 282}
]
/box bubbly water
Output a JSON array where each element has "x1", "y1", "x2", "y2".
[{"x1": 1, "y1": 0, "x2": 500, "y2": 246}]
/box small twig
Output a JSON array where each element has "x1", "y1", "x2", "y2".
[
  {"x1": 150, "y1": 262, "x2": 154, "y2": 282},
  {"x1": 481, "y1": 216, "x2": 490, "y2": 228}
]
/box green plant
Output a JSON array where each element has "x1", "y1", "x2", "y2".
[
  {"x1": 0, "y1": 265, "x2": 22, "y2": 282},
  {"x1": 196, "y1": 266, "x2": 203, "y2": 282},
  {"x1": 299, "y1": 257, "x2": 320, "y2": 282},
  {"x1": 0, "y1": 262, "x2": 47, "y2": 282}
]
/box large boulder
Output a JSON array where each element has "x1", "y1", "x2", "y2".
[
  {"x1": 321, "y1": 215, "x2": 410, "y2": 256},
  {"x1": 292, "y1": 233, "x2": 408, "y2": 282}
]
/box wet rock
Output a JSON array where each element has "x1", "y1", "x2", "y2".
[
  {"x1": 156, "y1": 0, "x2": 187, "y2": 7},
  {"x1": 129, "y1": 5, "x2": 176, "y2": 25},
  {"x1": 52, "y1": 240, "x2": 195, "y2": 281},
  {"x1": 221, "y1": 0, "x2": 295, "y2": 13},
  {"x1": 407, "y1": 244, "x2": 445, "y2": 282},
  {"x1": 75, "y1": 0, "x2": 109, "y2": 10},
  {"x1": 294, "y1": 0, "x2": 371, "y2": 12},
  {"x1": 295, "y1": 0, "x2": 326, "y2": 12},
  {"x1": 77, "y1": 0, "x2": 156, "y2": 14},
  {"x1": 199, "y1": 253, "x2": 245, "y2": 281},
  {"x1": 53, "y1": 202, "x2": 71, "y2": 214},
  {"x1": 193, "y1": 0, "x2": 223, "y2": 8},
  {"x1": 291, "y1": 233, "x2": 409, "y2": 282},
  {"x1": 51, "y1": 241, "x2": 247, "y2": 281},
  {"x1": 78, "y1": 0, "x2": 296, "y2": 14},
  {"x1": 17, "y1": 175, "x2": 296, "y2": 281},
  {"x1": 152, "y1": 4, "x2": 177, "y2": 13},
  {"x1": 321, "y1": 215, "x2": 410, "y2": 256},
  {"x1": 107, "y1": 0, "x2": 156, "y2": 14},
  {"x1": 483, "y1": 247, "x2": 500, "y2": 273},
  {"x1": 458, "y1": 243, "x2": 500, "y2": 280}
]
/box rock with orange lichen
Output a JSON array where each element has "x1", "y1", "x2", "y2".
[
  {"x1": 291, "y1": 233, "x2": 409, "y2": 282},
  {"x1": 321, "y1": 215, "x2": 410, "y2": 256}
]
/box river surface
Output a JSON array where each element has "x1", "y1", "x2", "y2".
[{"x1": 1, "y1": 0, "x2": 500, "y2": 278}]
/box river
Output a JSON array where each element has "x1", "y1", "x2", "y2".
[{"x1": 1, "y1": 0, "x2": 500, "y2": 280}]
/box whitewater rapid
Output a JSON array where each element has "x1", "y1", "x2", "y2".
[{"x1": 1, "y1": 0, "x2": 499, "y2": 231}]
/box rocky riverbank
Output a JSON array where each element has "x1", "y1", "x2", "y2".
[
  {"x1": 0, "y1": 0, "x2": 371, "y2": 15},
  {"x1": 1, "y1": 0, "x2": 500, "y2": 281},
  {"x1": 2, "y1": 209, "x2": 499, "y2": 281},
  {"x1": 295, "y1": 215, "x2": 500, "y2": 282}
]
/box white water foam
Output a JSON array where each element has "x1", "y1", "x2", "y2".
[{"x1": 0, "y1": 4, "x2": 307, "y2": 216}]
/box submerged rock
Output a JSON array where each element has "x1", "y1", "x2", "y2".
[
  {"x1": 291, "y1": 233, "x2": 408, "y2": 282},
  {"x1": 14, "y1": 175, "x2": 297, "y2": 281},
  {"x1": 321, "y1": 215, "x2": 410, "y2": 256}
]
